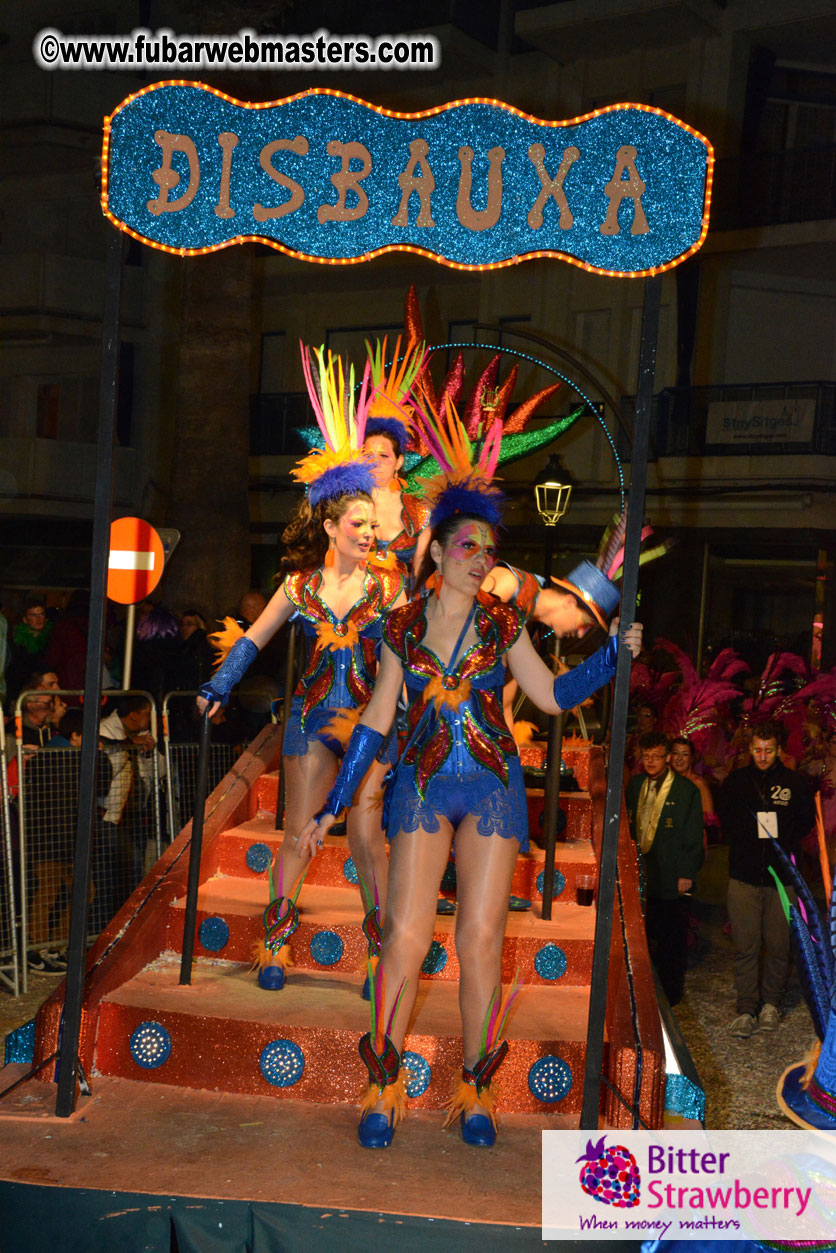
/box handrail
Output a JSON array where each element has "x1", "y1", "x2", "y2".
[{"x1": 588, "y1": 750, "x2": 665, "y2": 1128}]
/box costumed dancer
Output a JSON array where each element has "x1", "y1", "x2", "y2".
[
  {"x1": 198, "y1": 344, "x2": 405, "y2": 988},
  {"x1": 299, "y1": 393, "x2": 642, "y2": 1148},
  {"x1": 771, "y1": 837, "x2": 836, "y2": 1132},
  {"x1": 362, "y1": 336, "x2": 431, "y2": 584}
]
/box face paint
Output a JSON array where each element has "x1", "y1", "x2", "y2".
[
  {"x1": 446, "y1": 521, "x2": 497, "y2": 570},
  {"x1": 333, "y1": 499, "x2": 377, "y2": 558}
]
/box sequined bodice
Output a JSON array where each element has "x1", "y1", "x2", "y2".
[
  {"x1": 284, "y1": 566, "x2": 403, "y2": 724},
  {"x1": 383, "y1": 593, "x2": 524, "y2": 795}
]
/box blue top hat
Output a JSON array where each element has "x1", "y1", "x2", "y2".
[
  {"x1": 778, "y1": 1006, "x2": 836, "y2": 1130},
  {"x1": 550, "y1": 560, "x2": 621, "y2": 630}
]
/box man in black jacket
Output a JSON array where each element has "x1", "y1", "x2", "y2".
[
  {"x1": 718, "y1": 719, "x2": 814, "y2": 1038},
  {"x1": 626, "y1": 732, "x2": 705, "y2": 1006}
]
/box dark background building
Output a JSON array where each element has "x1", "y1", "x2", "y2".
[{"x1": 2, "y1": 0, "x2": 835, "y2": 670}]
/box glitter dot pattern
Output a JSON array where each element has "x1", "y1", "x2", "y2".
[
  {"x1": 245, "y1": 842, "x2": 272, "y2": 873},
  {"x1": 536, "y1": 869, "x2": 565, "y2": 898},
  {"x1": 309, "y1": 929, "x2": 344, "y2": 966},
  {"x1": 198, "y1": 916, "x2": 230, "y2": 952},
  {"x1": 528, "y1": 1055, "x2": 573, "y2": 1103},
  {"x1": 534, "y1": 943, "x2": 568, "y2": 981},
  {"x1": 129, "y1": 1021, "x2": 172, "y2": 1070},
  {"x1": 342, "y1": 856, "x2": 359, "y2": 885},
  {"x1": 259, "y1": 1039, "x2": 305, "y2": 1088},
  {"x1": 402, "y1": 1051, "x2": 432, "y2": 1098},
  {"x1": 421, "y1": 940, "x2": 448, "y2": 975}
]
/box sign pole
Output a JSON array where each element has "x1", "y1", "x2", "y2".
[
  {"x1": 580, "y1": 273, "x2": 661, "y2": 1130},
  {"x1": 55, "y1": 228, "x2": 124, "y2": 1117},
  {"x1": 122, "y1": 602, "x2": 136, "y2": 689}
]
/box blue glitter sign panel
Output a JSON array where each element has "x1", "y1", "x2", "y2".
[{"x1": 104, "y1": 83, "x2": 712, "y2": 275}]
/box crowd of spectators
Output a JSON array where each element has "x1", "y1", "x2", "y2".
[{"x1": 0, "y1": 588, "x2": 277, "y2": 975}]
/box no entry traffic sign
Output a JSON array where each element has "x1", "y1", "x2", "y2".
[{"x1": 107, "y1": 516, "x2": 164, "y2": 605}]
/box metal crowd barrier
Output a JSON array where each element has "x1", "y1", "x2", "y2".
[
  {"x1": 161, "y1": 691, "x2": 244, "y2": 839},
  {"x1": 0, "y1": 705, "x2": 21, "y2": 995},
  {"x1": 14, "y1": 688, "x2": 162, "y2": 993}
]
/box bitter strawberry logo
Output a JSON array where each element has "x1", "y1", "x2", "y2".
[{"x1": 577, "y1": 1136, "x2": 641, "y2": 1207}]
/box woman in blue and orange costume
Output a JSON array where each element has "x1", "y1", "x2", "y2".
[
  {"x1": 362, "y1": 336, "x2": 432, "y2": 587},
  {"x1": 198, "y1": 344, "x2": 405, "y2": 989},
  {"x1": 298, "y1": 391, "x2": 643, "y2": 1149}
]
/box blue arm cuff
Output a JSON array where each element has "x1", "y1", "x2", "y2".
[
  {"x1": 553, "y1": 635, "x2": 618, "y2": 710},
  {"x1": 315, "y1": 724, "x2": 384, "y2": 821},
  {"x1": 198, "y1": 636, "x2": 258, "y2": 708}
]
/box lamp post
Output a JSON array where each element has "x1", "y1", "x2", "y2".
[{"x1": 534, "y1": 456, "x2": 573, "y2": 921}]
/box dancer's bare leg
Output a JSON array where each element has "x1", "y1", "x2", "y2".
[
  {"x1": 378, "y1": 822, "x2": 454, "y2": 1054},
  {"x1": 277, "y1": 742, "x2": 339, "y2": 894},
  {"x1": 453, "y1": 821, "x2": 520, "y2": 1068},
  {"x1": 348, "y1": 757, "x2": 390, "y2": 918}
]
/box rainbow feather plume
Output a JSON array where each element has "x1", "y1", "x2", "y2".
[
  {"x1": 291, "y1": 343, "x2": 376, "y2": 506},
  {"x1": 411, "y1": 385, "x2": 505, "y2": 528}
]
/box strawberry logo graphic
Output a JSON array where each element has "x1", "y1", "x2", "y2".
[{"x1": 577, "y1": 1136, "x2": 641, "y2": 1207}]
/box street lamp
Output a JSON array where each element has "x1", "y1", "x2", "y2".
[
  {"x1": 534, "y1": 455, "x2": 574, "y2": 583},
  {"x1": 533, "y1": 453, "x2": 574, "y2": 921}
]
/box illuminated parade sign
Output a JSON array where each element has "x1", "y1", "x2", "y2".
[{"x1": 103, "y1": 82, "x2": 713, "y2": 276}]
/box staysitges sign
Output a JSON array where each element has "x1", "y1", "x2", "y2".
[{"x1": 102, "y1": 82, "x2": 713, "y2": 276}]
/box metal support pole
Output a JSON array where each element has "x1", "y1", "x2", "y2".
[
  {"x1": 580, "y1": 274, "x2": 661, "y2": 1130},
  {"x1": 55, "y1": 229, "x2": 123, "y2": 1117},
  {"x1": 541, "y1": 637, "x2": 564, "y2": 921},
  {"x1": 179, "y1": 709, "x2": 212, "y2": 984},
  {"x1": 122, "y1": 602, "x2": 136, "y2": 689}
]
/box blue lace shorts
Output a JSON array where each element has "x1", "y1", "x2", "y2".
[
  {"x1": 283, "y1": 700, "x2": 398, "y2": 765},
  {"x1": 385, "y1": 756, "x2": 528, "y2": 851}
]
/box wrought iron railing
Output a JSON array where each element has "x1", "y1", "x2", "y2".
[{"x1": 619, "y1": 381, "x2": 836, "y2": 458}]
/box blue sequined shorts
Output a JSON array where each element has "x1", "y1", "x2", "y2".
[
  {"x1": 283, "y1": 700, "x2": 398, "y2": 764},
  {"x1": 385, "y1": 756, "x2": 529, "y2": 851}
]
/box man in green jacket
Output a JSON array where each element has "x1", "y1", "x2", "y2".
[{"x1": 626, "y1": 731, "x2": 705, "y2": 1005}]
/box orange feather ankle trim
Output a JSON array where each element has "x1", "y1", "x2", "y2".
[
  {"x1": 443, "y1": 1077, "x2": 498, "y2": 1130},
  {"x1": 251, "y1": 940, "x2": 293, "y2": 973},
  {"x1": 359, "y1": 1072, "x2": 408, "y2": 1128}
]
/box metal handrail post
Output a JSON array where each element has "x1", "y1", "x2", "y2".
[
  {"x1": 55, "y1": 228, "x2": 123, "y2": 1117},
  {"x1": 580, "y1": 274, "x2": 661, "y2": 1130},
  {"x1": 179, "y1": 709, "x2": 212, "y2": 984},
  {"x1": 161, "y1": 691, "x2": 178, "y2": 843},
  {"x1": 541, "y1": 637, "x2": 565, "y2": 921}
]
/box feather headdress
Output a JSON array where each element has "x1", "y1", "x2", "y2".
[
  {"x1": 290, "y1": 343, "x2": 375, "y2": 507},
  {"x1": 411, "y1": 384, "x2": 504, "y2": 529},
  {"x1": 771, "y1": 841, "x2": 836, "y2": 1130},
  {"x1": 364, "y1": 335, "x2": 426, "y2": 453}
]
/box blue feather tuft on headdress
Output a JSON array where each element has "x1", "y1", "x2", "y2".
[
  {"x1": 307, "y1": 460, "x2": 376, "y2": 507},
  {"x1": 428, "y1": 481, "x2": 505, "y2": 529},
  {"x1": 365, "y1": 416, "x2": 411, "y2": 452}
]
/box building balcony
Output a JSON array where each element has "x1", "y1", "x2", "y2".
[{"x1": 619, "y1": 381, "x2": 836, "y2": 459}]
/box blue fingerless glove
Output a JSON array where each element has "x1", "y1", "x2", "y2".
[
  {"x1": 315, "y1": 724, "x2": 384, "y2": 820},
  {"x1": 198, "y1": 636, "x2": 258, "y2": 708},
  {"x1": 553, "y1": 635, "x2": 618, "y2": 710}
]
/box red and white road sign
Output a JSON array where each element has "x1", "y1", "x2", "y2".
[{"x1": 107, "y1": 517, "x2": 165, "y2": 605}]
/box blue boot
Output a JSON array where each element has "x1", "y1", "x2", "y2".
[
  {"x1": 258, "y1": 964, "x2": 285, "y2": 990},
  {"x1": 357, "y1": 1031, "x2": 404, "y2": 1150},
  {"x1": 460, "y1": 1110, "x2": 496, "y2": 1147},
  {"x1": 357, "y1": 1111, "x2": 395, "y2": 1149}
]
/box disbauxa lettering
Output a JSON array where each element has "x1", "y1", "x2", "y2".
[{"x1": 145, "y1": 131, "x2": 650, "y2": 237}]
